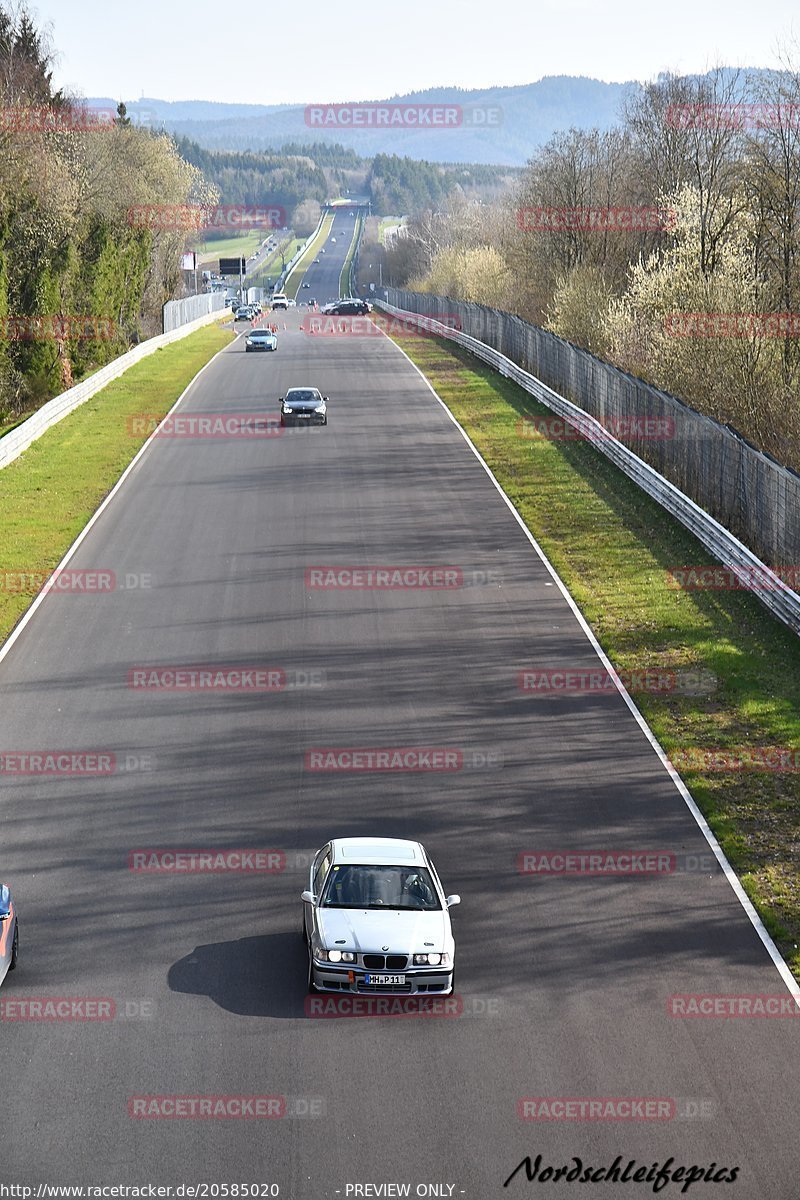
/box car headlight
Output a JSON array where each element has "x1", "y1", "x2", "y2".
[
  {"x1": 413, "y1": 952, "x2": 450, "y2": 966},
  {"x1": 317, "y1": 948, "x2": 356, "y2": 963},
  {"x1": 314, "y1": 404, "x2": 326, "y2": 412},
  {"x1": 282, "y1": 405, "x2": 292, "y2": 413}
]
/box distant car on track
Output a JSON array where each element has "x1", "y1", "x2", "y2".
[
  {"x1": 321, "y1": 299, "x2": 371, "y2": 316},
  {"x1": 0, "y1": 884, "x2": 19, "y2": 988},
  {"x1": 234, "y1": 306, "x2": 253, "y2": 321},
  {"x1": 271, "y1": 293, "x2": 288, "y2": 310},
  {"x1": 245, "y1": 328, "x2": 278, "y2": 352},
  {"x1": 279, "y1": 387, "x2": 327, "y2": 427},
  {"x1": 301, "y1": 837, "x2": 459, "y2": 995}
]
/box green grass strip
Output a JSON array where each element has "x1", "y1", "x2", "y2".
[
  {"x1": 284, "y1": 213, "x2": 335, "y2": 299},
  {"x1": 389, "y1": 326, "x2": 800, "y2": 980},
  {"x1": 0, "y1": 321, "x2": 234, "y2": 644}
]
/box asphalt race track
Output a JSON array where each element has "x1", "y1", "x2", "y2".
[{"x1": 1, "y1": 304, "x2": 799, "y2": 1196}]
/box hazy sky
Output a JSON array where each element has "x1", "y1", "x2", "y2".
[{"x1": 39, "y1": 0, "x2": 799, "y2": 105}]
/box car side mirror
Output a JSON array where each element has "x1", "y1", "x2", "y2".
[
  {"x1": 445, "y1": 895, "x2": 461, "y2": 908},
  {"x1": 278, "y1": 397, "x2": 284, "y2": 403},
  {"x1": 323, "y1": 396, "x2": 329, "y2": 402},
  {"x1": 301, "y1": 890, "x2": 315, "y2": 903}
]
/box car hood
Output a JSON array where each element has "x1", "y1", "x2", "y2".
[{"x1": 317, "y1": 907, "x2": 449, "y2": 953}]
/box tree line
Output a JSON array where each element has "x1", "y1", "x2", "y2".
[
  {"x1": 388, "y1": 66, "x2": 800, "y2": 470},
  {"x1": 0, "y1": 4, "x2": 215, "y2": 422}
]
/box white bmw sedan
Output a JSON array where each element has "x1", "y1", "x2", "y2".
[
  {"x1": 302, "y1": 837, "x2": 460, "y2": 995},
  {"x1": 0, "y1": 883, "x2": 19, "y2": 988}
]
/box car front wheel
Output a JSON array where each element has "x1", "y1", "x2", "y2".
[
  {"x1": 306, "y1": 953, "x2": 317, "y2": 993},
  {"x1": 9, "y1": 922, "x2": 18, "y2": 970}
]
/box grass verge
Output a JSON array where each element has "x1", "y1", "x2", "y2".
[
  {"x1": 388, "y1": 325, "x2": 800, "y2": 980},
  {"x1": 284, "y1": 213, "x2": 335, "y2": 299},
  {"x1": 0, "y1": 321, "x2": 234, "y2": 645},
  {"x1": 340, "y1": 214, "x2": 364, "y2": 296},
  {"x1": 192, "y1": 230, "x2": 264, "y2": 265}
]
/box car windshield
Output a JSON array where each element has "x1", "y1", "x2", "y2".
[
  {"x1": 320, "y1": 864, "x2": 441, "y2": 910},
  {"x1": 250, "y1": 330, "x2": 271, "y2": 337},
  {"x1": 286, "y1": 390, "x2": 320, "y2": 403}
]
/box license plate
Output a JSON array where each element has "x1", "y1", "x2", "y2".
[{"x1": 364, "y1": 974, "x2": 405, "y2": 986}]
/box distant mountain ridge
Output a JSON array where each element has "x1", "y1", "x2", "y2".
[
  {"x1": 89, "y1": 71, "x2": 772, "y2": 166},
  {"x1": 87, "y1": 77, "x2": 639, "y2": 165}
]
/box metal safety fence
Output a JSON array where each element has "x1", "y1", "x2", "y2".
[{"x1": 380, "y1": 293, "x2": 800, "y2": 637}]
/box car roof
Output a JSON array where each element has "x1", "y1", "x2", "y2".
[{"x1": 330, "y1": 837, "x2": 426, "y2": 866}]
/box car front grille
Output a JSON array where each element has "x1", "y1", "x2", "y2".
[
  {"x1": 361, "y1": 954, "x2": 408, "y2": 970},
  {"x1": 358, "y1": 982, "x2": 412, "y2": 994}
]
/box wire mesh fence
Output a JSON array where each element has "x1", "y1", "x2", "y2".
[
  {"x1": 385, "y1": 288, "x2": 800, "y2": 572},
  {"x1": 163, "y1": 292, "x2": 225, "y2": 334}
]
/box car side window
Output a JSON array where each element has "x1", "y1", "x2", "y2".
[{"x1": 313, "y1": 847, "x2": 331, "y2": 897}]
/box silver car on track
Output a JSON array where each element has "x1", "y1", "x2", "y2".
[{"x1": 302, "y1": 837, "x2": 459, "y2": 995}]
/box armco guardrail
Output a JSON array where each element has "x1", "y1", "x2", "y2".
[
  {"x1": 0, "y1": 302, "x2": 226, "y2": 473},
  {"x1": 378, "y1": 300, "x2": 800, "y2": 637}
]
